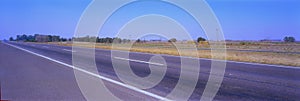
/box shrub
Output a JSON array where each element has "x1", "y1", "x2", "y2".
[
  {"x1": 168, "y1": 38, "x2": 177, "y2": 43},
  {"x1": 284, "y1": 36, "x2": 296, "y2": 43},
  {"x1": 197, "y1": 37, "x2": 206, "y2": 43}
]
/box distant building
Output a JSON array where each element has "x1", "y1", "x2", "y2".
[
  {"x1": 50, "y1": 35, "x2": 60, "y2": 42},
  {"x1": 34, "y1": 34, "x2": 49, "y2": 42},
  {"x1": 34, "y1": 34, "x2": 61, "y2": 42}
]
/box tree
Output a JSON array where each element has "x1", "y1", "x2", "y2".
[
  {"x1": 113, "y1": 37, "x2": 122, "y2": 43},
  {"x1": 197, "y1": 37, "x2": 206, "y2": 43},
  {"x1": 168, "y1": 38, "x2": 177, "y2": 43},
  {"x1": 284, "y1": 36, "x2": 296, "y2": 43},
  {"x1": 27, "y1": 35, "x2": 35, "y2": 42},
  {"x1": 9, "y1": 37, "x2": 14, "y2": 41},
  {"x1": 136, "y1": 39, "x2": 141, "y2": 43},
  {"x1": 105, "y1": 37, "x2": 113, "y2": 43},
  {"x1": 122, "y1": 39, "x2": 130, "y2": 43},
  {"x1": 60, "y1": 38, "x2": 67, "y2": 42},
  {"x1": 48, "y1": 35, "x2": 53, "y2": 42},
  {"x1": 15, "y1": 34, "x2": 27, "y2": 41},
  {"x1": 16, "y1": 35, "x2": 21, "y2": 41}
]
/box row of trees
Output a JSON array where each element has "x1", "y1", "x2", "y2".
[
  {"x1": 9, "y1": 35, "x2": 209, "y2": 44},
  {"x1": 168, "y1": 37, "x2": 206, "y2": 43},
  {"x1": 260, "y1": 36, "x2": 296, "y2": 43},
  {"x1": 10, "y1": 35, "x2": 35, "y2": 42},
  {"x1": 73, "y1": 36, "x2": 131, "y2": 43},
  {"x1": 10, "y1": 35, "x2": 296, "y2": 43},
  {"x1": 9, "y1": 34, "x2": 71, "y2": 42},
  {"x1": 73, "y1": 36, "x2": 208, "y2": 43}
]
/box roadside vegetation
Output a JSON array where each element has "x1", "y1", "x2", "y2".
[
  {"x1": 48, "y1": 41, "x2": 300, "y2": 67},
  {"x1": 8, "y1": 35, "x2": 300, "y2": 67},
  {"x1": 9, "y1": 34, "x2": 70, "y2": 42}
]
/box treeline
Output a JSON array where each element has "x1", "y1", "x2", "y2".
[
  {"x1": 13, "y1": 35, "x2": 36, "y2": 42},
  {"x1": 9, "y1": 34, "x2": 133, "y2": 43},
  {"x1": 73, "y1": 36, "x2": 131, "y2": 43},
  {"x1": 9, "y1": 34, "x2": 211, "y2": 44},
  {"x1": 73, "y1": 36, "x2": 208, "y2": 43},
  {"x1": 9, "y1": 34, "x2": 71, "y2": 42}
]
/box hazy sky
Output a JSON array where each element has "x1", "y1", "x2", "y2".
[{"x1": 0, "y1": 0, "x2": 299, "y2": 40}]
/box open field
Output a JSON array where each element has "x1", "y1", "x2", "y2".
[
  {"x1": 41, "y1": 41, "x2": 300, "y2": 67},
  {"x1": 224, "y1": 41, "x2": 300, "y2": 53}
]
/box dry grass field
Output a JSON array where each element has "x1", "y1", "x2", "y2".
[{"x1": 46, "y1": 41, "x2": 300, "y2": 67}]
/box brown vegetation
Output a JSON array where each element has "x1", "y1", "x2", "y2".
[{"x1": 45, "y1": 41, "x2": 300, "y2": 67}]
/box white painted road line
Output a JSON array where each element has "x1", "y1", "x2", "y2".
[
  {"x1": 3, "y1": 42, "x2": 170, "y2": 101},
  {"x1": 63, "y1": 49, "x2": 76, "y2": 52},
  {"x1": 114, "y1": 57, "x2": 164, "y2": 66},
  {"x1": 42, "y1": 46, "x2": 49, "y2": 48},
  {"x1": 108, "y1": 48, "x2": 300, "y2": 69}
]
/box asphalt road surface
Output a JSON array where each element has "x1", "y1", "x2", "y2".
[{"x1": 0, "y1": 41, "x2": 299, "y2": 101}]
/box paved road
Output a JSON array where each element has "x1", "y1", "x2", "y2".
[
  {"x1": 0, "y1": 42, "x2": 156, "y2": 101},
  {"x1": 0, "y1": 42, "x2": 299, "y2": 101}
]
